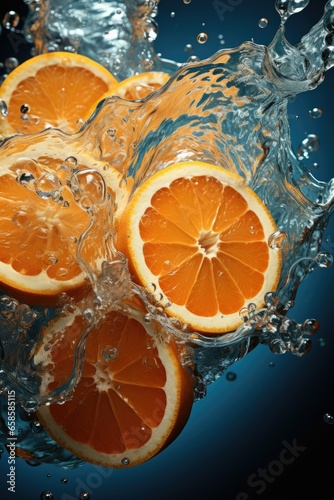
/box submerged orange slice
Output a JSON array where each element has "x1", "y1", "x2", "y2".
[
  {"x1": 0, "y1": 51, "x2": 118, "y2": 135},
  {"x1": 36, "y1": 309, "x2": 194, "y2": 468},
  {"x1": 117, "y1": 161, "x2": 282, "y2": 334},
  {"x1": 0, "y1": 140, "x2": 129, "y2": 306}
]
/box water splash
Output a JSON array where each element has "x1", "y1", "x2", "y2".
[{"x1": 0, "y1": 0, "x2": 333, "y2": 460}]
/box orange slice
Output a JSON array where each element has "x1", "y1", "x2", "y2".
[
  {"x1": 117, "y1": 161, "x2": 282, "y2": 334},
  {"x1": 0, "y1": 51, "x2": 118, "y2": 136},
  {"x1": 0, "y1": 141, "x2": 129, "y2": 306},
  {"x1": 36, "y1": 309, "x2": 194, "y2": 468}
]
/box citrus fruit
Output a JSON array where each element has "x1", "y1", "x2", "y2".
[
  {"x1": 36, "y1": 309, "x2": 194, "y2": 468},
  {"x1": 0, "y1": 51, "x2": 118, "y2": 135},
  {"x1": 117, "y1": 161, "x2": 282, "y2": 334},
  {"x1": 0, "y1": 139, "x2": 129, "y2": 306}
]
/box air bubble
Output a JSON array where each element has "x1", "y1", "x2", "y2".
[
  {"x1": 79, "y1": 493, "x2": 91, "y2": 500},
  {"x1": 20, "y1": 104, "x2": 30, "y2": 114},
  {"x1": 226, "y1": 371, "x2": 237, "y2": 381},
  {"x1": 0, "y1": 99, "x2": 8, "y2": 116},
  {"x1": 146, "y1": 282, "x2": 157, "y2": 294},
  {"x1": 121, "y1": 457, "x2": 130, "y2": 465},
  {"x1": 239, "y1": 307, "x2": 249, "y2": 322},
  {"x1": 2, "y1": 11, "x2": 20, "y2": 30},
  {"x1": 315, "y1": 251, "x2": 333, "y2": 268},
  {"x1": 64, "y1": 156, "x2": 78, "y2": 168},
  {"x1": 301, "y1": 319, "x2": 319, "y2": 335},
  {"x1": 12, "y1": 210, "x2": 31, "y2": 228},
  {"x1": 268, "y1": 230, "x2": 288, "y2": 249},
  {"x1": 17, "y1": 172, "x2": 35, "y2": 185},
  {"x1": 324, "y1": 413, "x2": 334, "y2": 424},
  {"x1": 258, "y1": 18, "x2": 269, "y2": 28},
  {"x1": 60, "y1": 477, "x2": 68, "y2": 484},
  {"x1": 5, "y1": 57, "x2": 19, "y2": 73},
  {"x1": 183, "y1": 0, "x2": 192, "y2": 4},
  {"x1": 197, "y1": 32, "x2": 208, "y2": 44},
  {"x1": 36, "y1": 226, "x2": 50, "y2": 239},
  {"x1": 30, "y1": 420, "x2": 44, "y2": 434},
  {"x1": 187, "y1": 55, "x2": 200, "y2": 64},
  {"x1": 297, "y1": 134, "x2": 320, "y2": 160},
  {"x1": 40, "y1": 491, "x2": 54, "y2": 500},
  {"x1": 102, "y1": 346, "x2": 118, "y2": 361},
  {"x1": 309, "y1": 107, "x2": 323, "y2": 119},
  {"x1": 184, "y1": 43, "x2": 194, "y2": 54},
  {"x1": 170, "y1": 12, "x2": 175, "y2": 18}
]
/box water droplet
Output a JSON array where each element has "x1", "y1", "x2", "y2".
[
  {"x1": 226, "y1": 371, "x2": 237, "y2": 381},
  {"x1": 40, "y1": 492, "x2": 54, "y2": 500},
  {"x1": 36, "y1": 226, "x2": 50, "y2": 239},
  {"x1": 268, "y1": 230, "x2": 288, "y2": 249},
  {"x1": 0, "y1": 99, "x2": 8, "y2": 116},
  {"x1": 20, "y1": 103, "x2": 30, "y2": 114},
  {"x1": 239, "y1": 307, "x2": 249, "y2": 322},
  {"x1": 187, "y1": 55, "x2": 200, "y2": 64},
  {"x1": 197, "y1": 32, "x2": 208, "y2": 44},
  {"x1": 297, "y1": 134, "x2": 320, "y2": 160},
  {"x1": 12, "y1": 210, "x2": 32, "y2": 228},
  {"x1": 315, "y1": 251, "x2": 333, "y2": 268},
  {"x1": 145, "y1": 282, "x2": 157, "y2": 294},
  {"x1": 318, "y1": 337, "x2": 326, "y2": 347},
  {"x1": 258, "y1": 18, "x2": 269, "y2": 28},
  {"x1": 288, "y1": 0, "x2": 310, "y2": 15},
  {"x1": 64, "y1": 156, "x2": 78, "y2": 168},
  {"x1": 102, "y1": 345, "x2": 118, "y2": 361},
  {"x1": 5, "y1": 57, "x2": 19, "y2": 73},
  {"x1": 55, "y1": 267, "x2": 68, "y2": 278},
  {"x1": 309, "y1": 107, "x2": 323, "y2": 119},
  {"x1": 107, "y1": 128, "x2": 116, "y2": 138},
  {"x1": 283, "y1": 299, "x2": 294, "y2": 311},
  {"x1": 184, "y1": 43, "x2": 193, "y2": 54},
  {"x1": 2, "y1": 11, "x2": 20, "y2": 30},
  {"x1": 79, "y1": 493, "x2": 91, "y2": 500},
  {"x1": 121, "y1": 457, "x2": 130, "y2": 465},
  {"x1": 324, "y1": 413, "x2": 334, "y2": 425},
  {"x1": 270, "y1": 339, "x2": 288, "y2": 354}
]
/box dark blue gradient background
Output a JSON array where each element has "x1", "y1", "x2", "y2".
[{"x1": 0, "y1": 1, "x2": 334, "y2": 499}]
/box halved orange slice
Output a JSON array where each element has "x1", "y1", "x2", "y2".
[
  {"x1": 0, "y1": 140, "x2": 129, "y2": 306},
  {"x1": 117, "y1": 161, "x2": 282, "y2": 334},
  {"x1": 36, "y1": 309, "x2": 194, "y2": 468},
  {"x1": 0, "y1": 51, "x2": 118, "y2": 135}
]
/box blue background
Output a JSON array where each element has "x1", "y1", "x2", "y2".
[{"x1": 0, "y1": 1, "x2": 334, "y2": 499}]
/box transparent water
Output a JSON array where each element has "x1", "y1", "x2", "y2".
[{"x1": 0, "y1": 0, "x2": 334, "y2": 470}]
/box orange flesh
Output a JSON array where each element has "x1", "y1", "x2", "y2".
[
  {"x1": 46, "y1": 312, "x2": 167, "y2": 454},
  {"x1": 7, "y1": 65, "x2": 111, "y2": 134},
  {"x1": 139, "y1": 175, "x2": 269, "y2": 317},
  {"x1": 0, "y1": 171, "x2": 89, "y2": 279}
]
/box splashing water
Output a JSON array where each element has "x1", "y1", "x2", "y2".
[{"x1": 0, "y1": 0, "x2": 334, "y2": 466}]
